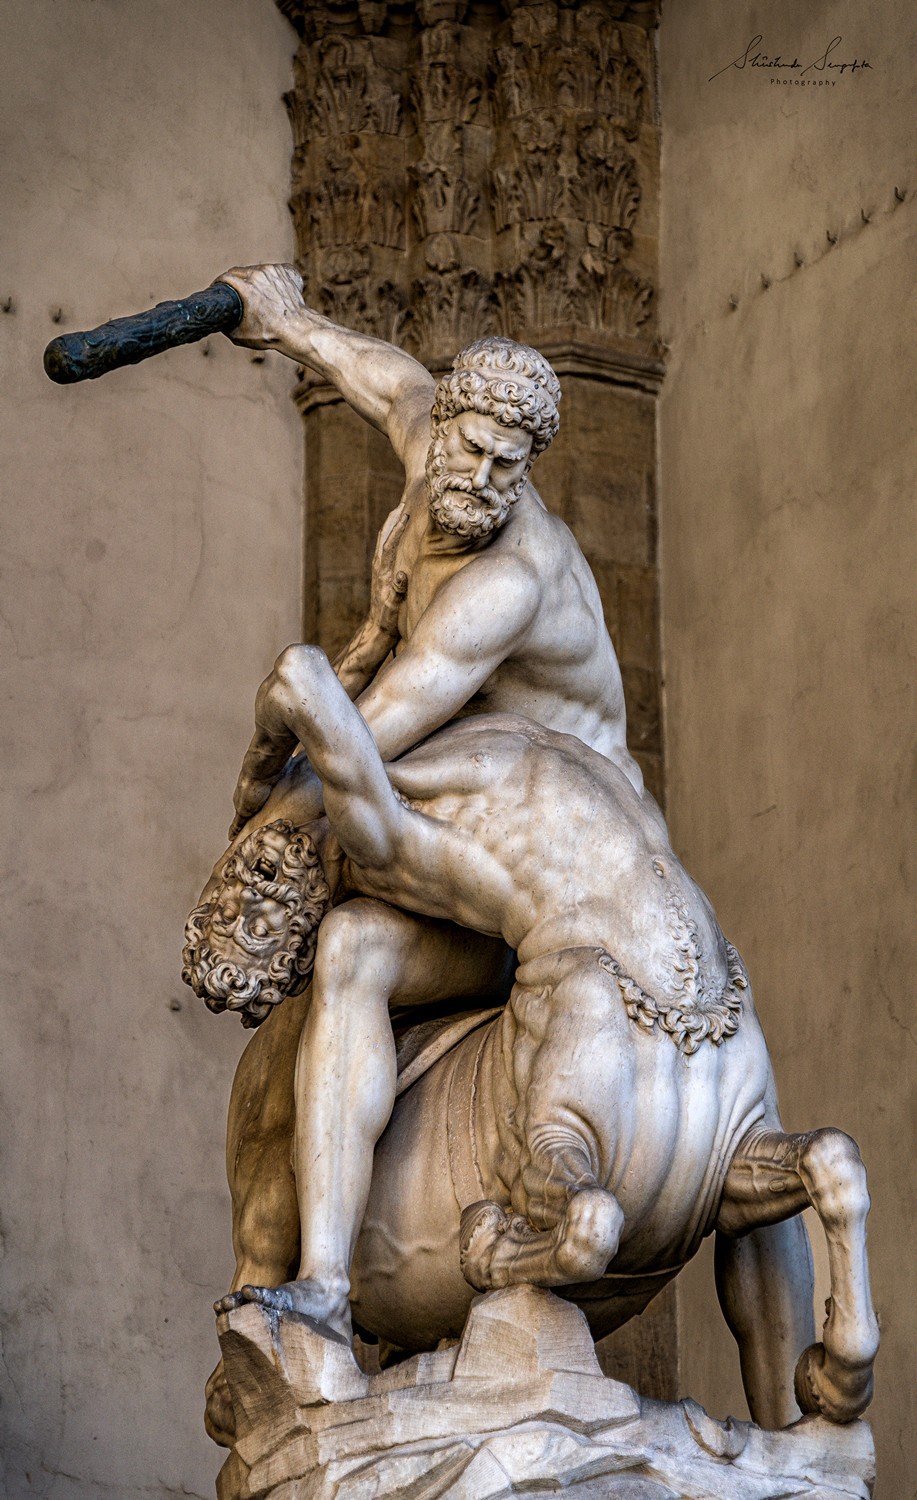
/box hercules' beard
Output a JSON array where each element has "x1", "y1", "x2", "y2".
[{"x1": 425, "y1": 428, "x2": 528, "y2": 539}]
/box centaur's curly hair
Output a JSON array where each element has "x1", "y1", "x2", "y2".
[
  {"x1": 181, "y1": 820, "x2": 330, "y2": 1029},
  {"x1": 432, "y1": 336, "x2": 561, "y2": 456}
]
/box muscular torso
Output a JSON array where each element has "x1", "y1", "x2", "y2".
[
  {"x1": 353, "y1": 717, "x2": 727, "y2": 1007},
  {"x1": 376, "y1": 461, "x2": 641, "y2": 791}
]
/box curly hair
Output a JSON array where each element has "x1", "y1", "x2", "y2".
[
  {"x1": 432, "y1": 336, "x2": 561, "y2": 456},
  {"x1": 181, "y1": 821, "x2": 330, "y2": 1028}
]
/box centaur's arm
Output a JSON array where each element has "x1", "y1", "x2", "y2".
[
  {"x1": 205, "y1": 646, "x2": 485, "y2": 922},
  {"x1": 217, "y1": 264, "x2": 434, "y2": 468},
  {"x1": 226, "y1": 503, "x2": 410, "y2": 840},
  {"x1": 257, "y1": 648, "x2": 478, "y2": 926},
  {"x1": 248, "y1": 646, "x2": 412, "y2": 871},
  {"x1": 224, "y1": 548, "x2": 539, "y2": 862}
]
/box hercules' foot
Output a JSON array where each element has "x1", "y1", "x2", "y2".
[
  {"x1": 214, "y1": 1277, "x2": 352, "y2": 1342},
  {"x1": 204, "y1": 1358, "x2": 235, "y2": 1448},
  {"x1": 794, "y1": 1341, "x2": 875, "y2": 1423}
]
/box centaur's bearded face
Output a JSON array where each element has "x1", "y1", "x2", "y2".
[
  {"x1": 181, "y1": 821, "x2": 330, "y2": 1028},
  {"x1": 425, "y1": 410, "x2": 533, "y2": 540}
]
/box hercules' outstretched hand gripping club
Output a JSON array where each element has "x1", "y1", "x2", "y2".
[{"x1": 43, "y1": 282, "x2": 245, "y2": 384}]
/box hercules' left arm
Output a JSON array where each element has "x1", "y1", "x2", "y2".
[{"x1": 354, "y1": 554, "x2": 540, "y2": 762}]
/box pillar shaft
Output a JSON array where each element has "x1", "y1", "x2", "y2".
[{"x1": 277, "y1": 0, "x2": 673, "y2": 1394}]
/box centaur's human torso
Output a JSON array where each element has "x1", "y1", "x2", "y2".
[
  {"x1": 346, "y1": 717, "x2": 774, "y2": 1349},
  {"x1": 356, "y1": 715, "x2": 720, "y2": 998}
]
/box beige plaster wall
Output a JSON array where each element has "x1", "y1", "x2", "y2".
[
  {"x1": 658, "y1": 1, "x2": 915, "y2": 1492},
  {"x1": 0, "y1": 4, "x2": 301, "y2": 1496}
]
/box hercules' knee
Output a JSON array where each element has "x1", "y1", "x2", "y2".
[
  {"x1": 273, "y1": 643, "x2": 327, "y2": 695},
  {"x1": 314, "y1": 905, "x2": 369, "y2": 976},
  {"x1": 312, "y1": 903, "x2": 398, "y2": 998}
]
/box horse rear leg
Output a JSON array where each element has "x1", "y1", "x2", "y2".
[
  {"x1": 717, "y1": 1126, "x2": 879, "y2": 1422},
  {"x1": 714, "y1": 1219, "x2": 814, "y2": 1428}
]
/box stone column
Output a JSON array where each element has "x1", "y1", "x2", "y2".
[{"x1": 276, "y1": 0, "x2": 673, "y2": 1394}]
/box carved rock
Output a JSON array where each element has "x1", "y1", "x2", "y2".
[{"x1": 216, "y1": 1288, "x2": 874, "y2": 1500}]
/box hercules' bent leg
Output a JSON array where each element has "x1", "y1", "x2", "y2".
[
  {"x1": 714, "y1": 1220, "x2": 815, "y2": 1429},
  {"x1": 222, "y1": 901, "x2": 400, "y2": 1335},
  {"x1": 718, "y1": 1126, "x2": 879, "y2": 1422},
  {"x1": 225, "y1": 901, "x2": 511, "y2": 1336}
]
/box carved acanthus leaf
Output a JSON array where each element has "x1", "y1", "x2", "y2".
[
  {"x1": 602, "y1": 261, "x2": 654, "y2": 337},
  {"x1": 574, "y1": 124, "x2": 641, "y2": 231},
  {"x1": 315, "y1": 248, "x2": 407, "y2": 343},
  {"x1": 410, "y1": 123, "x2": 481, "y2": 239},
  {"x1": 494, "y1": 15, "x2": 643, "y2": 135},
  {"x1": 368, "y1": 182, "x2": 406, "y2": 250},
  {"x1": 300, "y1": 36, "x2": 402, "y2": 138},
  {"x1": 492, "y1": 115, "x2": 567, "y2": 231},
  {"x1": 412, "y1": 23, "x2": 483, "y2": 125},
  {"x1": 406, "y1": 234, "x2": 495, "y2": 353}
]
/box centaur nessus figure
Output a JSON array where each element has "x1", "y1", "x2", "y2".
[
  {"x1": 175, "y1": 267, "x2": 878, "y2": 1447},
  {"x1": 185, "y1": 647, "x2": 879, "y2": 1444}
]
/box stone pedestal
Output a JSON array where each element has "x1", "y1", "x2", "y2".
[{"x1": 215, "y1": 1287, "x2": 874, "y2": 1500}]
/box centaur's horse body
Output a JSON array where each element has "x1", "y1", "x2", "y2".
[{"x1": 352, "y1": 944, "x2": 769, "y2": 1353}]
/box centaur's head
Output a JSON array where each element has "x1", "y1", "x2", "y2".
[
  {"x1": 181, "y1": 820, "x2": 331, "y2": 1028},
  {"x1": 425, "y1": 336, "x2": 561, "y2": 540}
]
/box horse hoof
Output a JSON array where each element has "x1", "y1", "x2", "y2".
[
  {"x1": 794, "y1": 1342, "x2": 874, "y2": 1423},
  {"x1": 460, "y1": 1200, "x2": 510, "y2": 1290}
]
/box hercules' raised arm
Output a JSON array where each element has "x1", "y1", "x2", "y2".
[{"x1": 217, "y1": 264, "x2": 434, "y2": 464}]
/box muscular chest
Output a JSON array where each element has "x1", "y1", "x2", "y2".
[{"x1": 396, "y1": 506, "x2": 476, "y2": 638}]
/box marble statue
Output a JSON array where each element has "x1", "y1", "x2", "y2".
[
  {"x1": 194, "y1": 261, "x2": 653, "y2": 1394},
  {"x1": 189, "y1": 650, "x2": 878, "y2": 1409},
  {"x1": 180, "y1": 269, "x2": 879, "y2": 1494}
]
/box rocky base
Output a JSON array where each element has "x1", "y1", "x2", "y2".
[{"x1": 215, "y1": 1287, "x2": 874, "y2": 1500}]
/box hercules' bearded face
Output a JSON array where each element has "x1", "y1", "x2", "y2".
[{"x1": 425, "y1": 410, "x2": 532, "y2": 539}]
